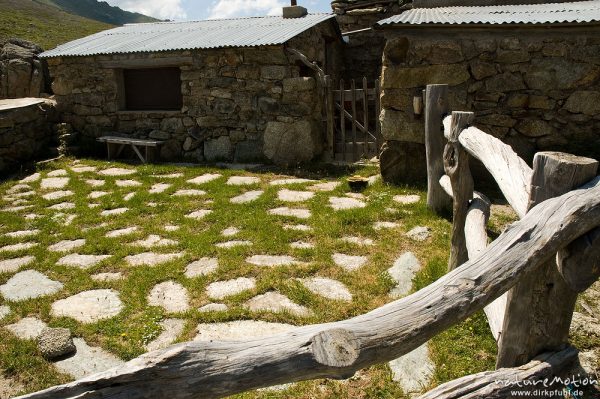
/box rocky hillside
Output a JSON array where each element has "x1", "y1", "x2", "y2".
[{"x1": 37, "y1": 0, "x2": 159, "y2": 25}]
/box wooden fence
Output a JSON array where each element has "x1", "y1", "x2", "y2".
[{"x1": 17, "y1": 85, "x2": 600, "y2": 399}]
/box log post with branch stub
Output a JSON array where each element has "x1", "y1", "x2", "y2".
[
  {"x1": 18, "y1": 177, "x2": 600, "y2": 399},
  {"x1": 444, "y1": 111, "x2": 475, "y2": 271},
  {"x1": 425, "y1": 84, "x2": 452, "y2": 214},
  {"x1": 557, "y1": 227, "x2": 600, "y2": 293},
  {"x1": 497, "y1": 151, "x2": 599, "y2": 368}
]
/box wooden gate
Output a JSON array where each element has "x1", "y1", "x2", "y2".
[{"x1": 325, "y1": 77, "x2": 382, "y2": 162}]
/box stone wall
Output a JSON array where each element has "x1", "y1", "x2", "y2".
[
  {"x1": 379, "y1": 27, "x2": 600, "y2": 183},
  {"x1": 1, "y1": 39, "x2": 50, "y2": 99},
  {"x1": 0, "y1": 98, "x2": 56, "y2": 175},
  {"x1": 46, "y1": 20, "x2": 340, "y2": 165}
]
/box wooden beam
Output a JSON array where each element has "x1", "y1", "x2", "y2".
[
  {"x1": 417, "y1": 348, "x2": 578, "y2": 399},
  {"x1": 99, "y1": 57, "x2": 193, "y2": 69},
  {"x1": 351, "y1": 79, "x2": 358, "y2": 160},
  {"x1": 425, "y1": 84, "x2": 452, "y2": 214},
  {"x1": 442, "y1": 116, "x2": 532, "y2": 218},
  {"x1": 497, "y1": 152, "x2": 599, "y2": 368},
  {"x1": 18, "y1": 176, "x2": 600, "y2": 399},
  {"x1": 444, "y1": 111, "x2": 475, "y2": 271},
  {"x1": 557, "y1": 227, "x2": 600, "y2": 293},
  {"x1": 325, "y1": 76, "x2": 335, "y2": 161}
]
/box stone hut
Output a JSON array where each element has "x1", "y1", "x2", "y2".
[
  {"x1": 40, "y1": 11, "x2": 342, "y2": 165},
  {"x1": 375, "y1": 0, "x2": 600, "y2": 184}
]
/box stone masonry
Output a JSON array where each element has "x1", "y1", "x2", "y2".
[
  {"x1": 378, "y1": 27, "x2": 600, "y2": 183},
  {"x1": 45, "y1": 21, "x2": 341, "y2": 165}
]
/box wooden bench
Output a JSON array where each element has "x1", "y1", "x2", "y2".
[{"x1": 97, "y1": 136, "x2": 163, "y2": 164}]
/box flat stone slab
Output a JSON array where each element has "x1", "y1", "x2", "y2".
[
  {"x1": 51, "y1": 289, "x2": 123, "y2": 323},
  {"x1": 151, "y1": 173, "x2": 183, "y2": 179},
  {"x1": 268, "y1": 207, "x2": 311, "y2": 219},
  {"x1": 374, "y1": 221, "x2": 400, "y2": 230},
  {"x1": 164, "y1": 225, "x2": 180, "y2": 232},
  {"x1": 57, "y1": 254, "x2": 111, "y2": 269},
  {"x1": 5, "y1": 317, "x2": 47, "y2": 339},
  {"x1": 406, "y1": 226, "x2": 431, "y2": 241},
  {"x1": 49, "y1": 202, "x2": 75, "y2": 210},
  {"x1": 116, "y1": 179, "x2": 142, "y2": 187},
  {"x1": 85, "y1": 179, "x2": 105, "y2": 187},
  {"x1": 105, "y1": 226, "x2": 138, "y2": 238},
  {"x1": 346, "y1": 192, "x2": 366, "y2": 200},
  {"x1": 172, "y1": 189, "x2": 206, "y2": 197},
  {"x1": 0, "y1": 305, "x2": 9, "y2": 320},
  {"x1": 100, "y1": 208, "x2": 128, "y2": 216},
  {"x1": 198, "y1": 303, "x2": 228, "y2": 312},
  {"x1": 194, "y1": 320, "x2": 295, "y2": 342},
  {"x1": 277, "y1": 189, "x2": 315, "y2": 202},
  {"x1": 98, "y1": 168, "x2": 136, "y2": 176},
  {"x1": 48, "y1": 239, "x2": 86, "y2": 253},
  {"x1": 70, "y1": 166, "x2": 97, "y2": 173},
  {"x1": 47, "y1": 169, "x2": 67, "y2": 177},
  {"x1": 42, "y1": 190, "x2": 73, "y2": 200},
  {"x1": 340, "y1": 236, "x2": 374, "y2": 246},
  {"x1": 0, "y1": 255, "x2": 35, "y2": 273},
  {"x1": 130, "y1": 235, "x2": 178, "y2": 248},
  {"x1": 52, "y1": 213, "x2": 76, "y2": 226},
  {"x1": 146, "y1": 319, "x2": 186, "y2": 351},
  {"x1": 230, "y1": 190, "x2": 263, "y2": 204},
  {"x1": 187, "y1": 173, "x2": 221, "y2": 184},
  {"x1": 2, "y1": 205, "x2": 33, "y2": 213},
  {"x1": 245, "y1": 292, "x2": 311, "y2": 317},
  {"x1": 148, "y1": 281, "x2": 190, "y2": 313},
  {"x1": 332, "y1": 253, "x2": 368, "y2": 271},
  {"x1": 125, "y1": 252, "x2": 183, "y2": 267},
  {"x1": 149, "y1": 183, "x2": 171, "y2": 194},
  {"x1": 387, "y1": 252, "x2": 421, "y2": 299},
  {"x1": 221, "y1": 227, "x2": 240, "y2": 237},
  {"x1": 389, "y1": 343, "x2": 434, "y2": 394},
  {"x1": 6, "y1": 183, "x2": 31, "y2": 194},
  {"x1": 299, "y1": 277, "x2": 352, "y2": 301},
  {"x1": 20, "y1": 172, "x2": 41, "y2": 183},
  {"x1": 123, "y1": 192, "x2": 136, "y2": 201},
  {"x1": 329, "y1": 196, "x2": 366, "y2": 210},
  {"x1": 393, "y1": 194, "x2": 421, "y2": 205},
  {"x1": 185, "y1": 209, "x2": 212, "y2": 220},
  {"x1": 226, "y1": 176, "x2": 260, "y2": 186},
  {"x1": 91, "y1": 272, "x2": 124, "y2": 282},
  {"x1": 0, "y1": 242, "x2": 37, "y2": 252},
  {"x1": 270, "y1": 178, "x2": 315, "y2": 186},
  {"x1": 309, "y1": 181, "x2": 341, "y2": 192},
  {"x1": 185, "y1": 258, "x2": 218, "y2": 278},
  {"x1": 206, "y1": 277, "x2": 256, "y2": 300},
  {"x1": 216, "y1": 240, "x2": 252, "y2": 249},
  {"x1": 246, "y1": 255, "x2": 299, "y2": 267},
  {"x1": 290, "y1": 241, "x2": 314, "y2": 249},
  {"x1": 40, "y1": 177, "x2": 69, "y2": 190},
  {"x1": 54, "y1": 338, "x2": 125, "y2": 379},
  {"x1": 283, "y1": 224, "x2": 312, "y2": 231},
  {"x1": 1, "y1": 270, "x2": 63, "y2": 301}
]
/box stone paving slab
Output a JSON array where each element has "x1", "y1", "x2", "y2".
[
  {"x1": 0, "y1": 256, "x2": 35, "y2": 273},
  {"x1": 406, "y1": 226, "x2": 431, "y2": 241},
  {"x1": 230, "y1": 190, "x2": 263, "y2": 204},
  {"x1": 116, "y1": 179, "x2": 141, "y2": 187},
  {"x1": 0, "y1": 305, "x2": 9, "y2": 320},
  {"x1": 389, "y1": 343, "x2": 434, "y2": 395},
  {"x1": 42, "y1": 190, "x2": 74, "y2": 201},
  {"x1": 221, "y1": 227, "x2": 240, "y2": 237},
  {"x1": 206, "y1": 277, "x2": 256, "y2": 300},
  {"x1": 47, "y1": 169, "x2": 67, "y2": 177},
  {"x1": 123, "y1": 192, "x2": 136, "y2": 201},
  {"x1": 40, "y1": 177, "x2": 69, "y2": 190},
  {"x1": 146, "y1": 319, "x2": 186, "y2": 351},
  {"x1": 105, "y1": 226, "x2": 138, "y2": 238},
  {"x1": 387, "y1": 252, "x2": 421, "y2": 299},
  {"x1": 185, "y1": 258, "x2": 218, "y2": 278},
  {"x1": 91, "y1": 272, "x2": 124, "y2": 282},
  {"x1": 216, "y1": 240, "x2": 253, "y2": 248},
  {"x1": 245, "y1": 292, "x2": 311, "y2": 317},
  {"x1": 48, "y1": 239, "x2": 86, "y2": 253},
  {"x1": 164, "y1": 225, "x2": 180, "y2": 232},
  {"x1": 49, "y1": 202, "x2": 75, "y2": 210},
  {"x1": 332, "y1": 253, "x2": 368, "y2": 272},
  {"x1": 374, "y1": 221, "x2": 400, "y2": 230},
  {"x1": 130, "y1": 235, "x2": 178, "y2": 248},
  {"x1": 270, "y1": 178, "x2": 315, "y2": 186},
  {"x1": 283, "y1": 224, "x2": 312, "y2": 231},
  {"x1": 226, "y1": 176, "x2": 260, "y2": 186},
  {"x1": 100, "y1": 208, "x2": 128, "y2": 216},
  {"x1": 290, "y1": 241, "x2": 314, "y2": 249},
  {"x1": 194, "y1": 320, "x2": 295, "y2": 341},
  {"x1": 57, "y1": 254, "x2": 111, "y2": 269},
  {"x1": 51, "y1": 289, "x2": 123, "y2": 323},
  {"x1": 125, "y1": 252, "x2": 184, "y2": 267},
  {"x1": 54, "y1": 338, "x2": 125, "y2": 379},
  {"x1": 185, "y1": 210, "x2": 212, "y2": 220},
  {"x1": 70, "y1": 166, "x2": 97, "y2": 173},
  {"x1": 309, "y1": 181, "x2": 341, "y2": 192},
  {"x1": 147, "y1": 282, "x2": 190, "y2": 313},
  {"x1": 173, "y1": 189, "x2": 206, "y2": 197},
  {"x1": 268, "y1": 207, "x2": 311, "y2": 219},
  {"x1": 1, "y1": 270, "x2": 63, "y2": 301},
  {"x1": 299, "y1": 277, "x2": 352, "y2": 301},
  {"x1": 246, "y1": 255, "x2": 299, "y2": 267},
  {"x1": 0, "y1": 242, "x2": 37, "y2": 252},
  {"x1": 187, "y1": 173, "x2": 221, "y2": 184},
  {"x1": 151, "y1": 173, "x2": 183, "y2": 179},
  {"x1": 98, "y1": 168, "x2": 136, "y2": 176},
  {"x1": 198, "y1": 303, "x2": 228, "y2": 312},
  {"x1": 340, "y1": 236, "x2": 374, "y2": 246},
  {"x1": 20, "y1": 172, "x2": 41, "y2": 183},
  {"x1": 149, "y1": 183, "x2": 171, "y2": 194},
  {"x1": 85, "y1": 179, "x2": 105, "y2": 187},
  {"x1": 393, "y1": 194, "x2": 421, "y2": 205},
  {"x1": 5, "y1": 317, "x2": 47, "y2": 339},
  {"x1": 277, "y1": 189, "x2": 315, "y2": 202},
  {"x1": 329, "y1": 197, "x2": 366, "y2": 210}
]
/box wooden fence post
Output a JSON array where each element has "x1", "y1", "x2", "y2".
[
  {"x1": 496, "y1": 151, "x2": 599, "y2": 368},
  {"x1": 425, "y1": 84, "x2": 452, "y2": 214},
  {"x1": 444, "y1": 111, "x2": 475, "y2": 271},
  {"x1": 325, "y1": 75, "x2": 334, "y2": 161}
]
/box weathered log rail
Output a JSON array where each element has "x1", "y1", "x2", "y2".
[{"x1": 17, "y1": 85, "x2": 600, "y2": 399}]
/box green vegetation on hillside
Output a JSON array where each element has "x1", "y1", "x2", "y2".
[
  {"x1": 0, "y1": 0, "x2": 114, "y2": 50},
  {"x1": 37, "y1": 0, "x2": 159, "y2": 25}
]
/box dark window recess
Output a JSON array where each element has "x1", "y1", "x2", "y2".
[{"x1": 123, "y1": 68, "x2": 182, "y2": 110}]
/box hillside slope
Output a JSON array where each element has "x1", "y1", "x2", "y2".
[
  {"x1": 37, "y1": 0, "x2": 160, "y2": 25},
  {"x1": 0, "y1": 0, "x2": 114, "y2": 50}
]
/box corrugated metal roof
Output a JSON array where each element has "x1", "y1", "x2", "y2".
[
  {"x1": 377, "y1": 0, "x2": 600, "y2": 25},
  {"x1": 41, "y1": 14, "x2": 334, "y2": 58}
]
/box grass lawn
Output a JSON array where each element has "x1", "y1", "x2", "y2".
[{"x1": 0, "y1": 157, "x2": 500, "y2": 398}]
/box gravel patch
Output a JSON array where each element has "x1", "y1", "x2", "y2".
[
  {"x1": 48, "y1": 239, "x2": 86, "y2": 253},
  {"x1": 206, "y1": 277, "x2": 256, "y2": 300},
  {"x1": 145, "y1": 319, "x2": 186, "y2": 351},
  {"x1": 125, "y1": 252, "x2": 183, "y2": 267},
  {"x1": 245, "y1": 292, "x2": 311, "y2": 317},
  {"x1": 332, "y1": 253, "x2": 368, "y2": 271},
  {"x1": 0, "y1": 270, "x2": 63, "y2": 301},
  {"x1": 230, "y1": 190, "x2": 263, "y2": 204},
  {"x1": 57, "y1": 254, "x2": 111, "y2": 269},
  {"x1": 51, "y1": 289, "x2": 123, "y2": 323},
  {"x1": 299, "y1": 277, "x2": 352, "y2": 301},
  {"x1": 268, "y1": 207, "x2": 311, "y2": 219},
  {"x1": 329, "y1": 196, "x2": 366, "y2": 210},
  {"x1": 148, "y1": 281, "x2": 190, "y2": 313},
  {"x1": 194, "y1": 320, "x2": 295, "y2": 341}
]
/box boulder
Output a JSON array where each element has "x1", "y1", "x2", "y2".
[
  {"x1": 263, "y1": 120, "x2": 321, "y2": 165},
  {"x1": 204, "y1": 136, "x2": 233, "y2": 161},
  {"x1": 563, "y1": 91, "x2": 600, "y2": 116},
  {"x1": 0, "y1": 39, "x2": 48, "y2": 99},
  {"x1": 379, "y1": 108, "x2": 424, "y2": 143},
  {"x1": 37, "y1": 327, "x2": 75, "y2": 360}
]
